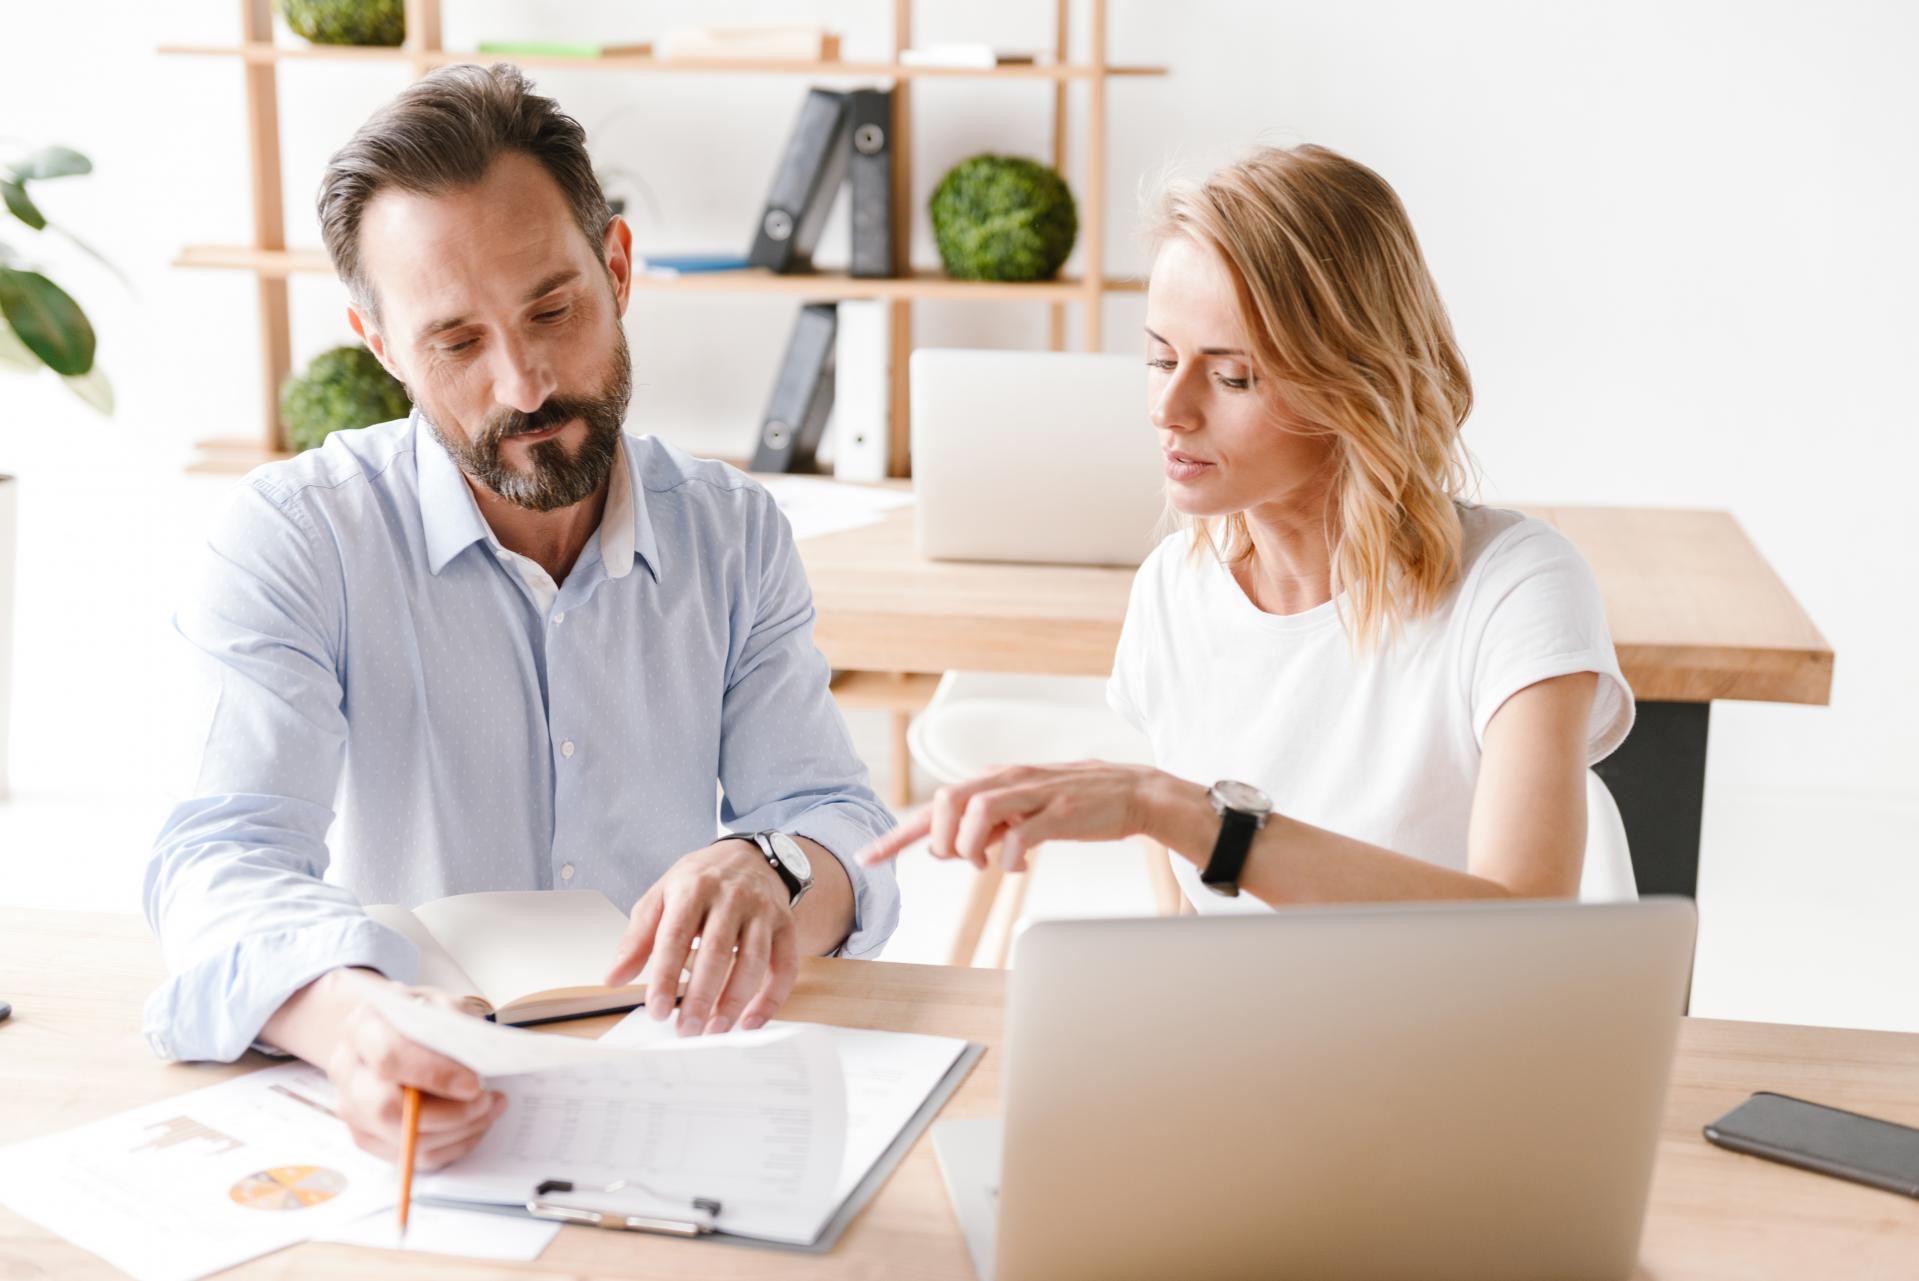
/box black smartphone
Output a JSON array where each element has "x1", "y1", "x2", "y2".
[{"x1": 1704, "y1": 1091, "x2": 1919, "y2": 1198}]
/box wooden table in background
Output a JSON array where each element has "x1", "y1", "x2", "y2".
[
  {"x1": 3, "y1": 909, "x2": 1917, "y2": 1279},
  {"x1": 798, "y1": 505, "x2": 1834, "y2": 899}
]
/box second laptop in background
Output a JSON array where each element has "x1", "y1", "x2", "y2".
[{"x1": 911, "y1": 348, "x2": 1162, "y2": 566}]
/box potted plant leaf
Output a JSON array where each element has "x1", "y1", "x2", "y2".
[
  {"x1": 0, "y1": 140, "x2": 113, "y2": 799},
  {"x1": 280, "y1": 345, "x2": 411, "y2": 453}
]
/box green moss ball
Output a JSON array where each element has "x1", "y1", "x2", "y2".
[
  {"x1": 929, "y1": 154, "x2": 1079, "y2": 282},
  {"x1": 280, "y1": 345, "x2": 411, "y2": 453},
  {"x1": 278, "y1": 0, "x2": 405, "y2": 47}
]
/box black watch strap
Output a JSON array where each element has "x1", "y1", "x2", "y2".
[{"x1": 1200, "y1": 807, "x2": 1262, "y2": 897}]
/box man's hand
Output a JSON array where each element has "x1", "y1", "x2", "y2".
[
  {"x1": 605, "y1": 840, "x2": 799, "y2": 1037},
  {"x1": 264, "y1": 968, "x2": 507, "y2": 1170}
]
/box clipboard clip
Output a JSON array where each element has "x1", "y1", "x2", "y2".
[{"x1": 526, "y1": 1178, "x2": 723, "y2": 1237}]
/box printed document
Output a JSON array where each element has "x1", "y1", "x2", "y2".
[
  {"x1": 378, "y1": 992, "x2": 850, "y2": 1243},
  {"x1": 0, "y1": 1064, "x2": 391, "y2": 1281},
  {"x1": 604, "y1": 1007, "x2": 972, "y2": 1239}
]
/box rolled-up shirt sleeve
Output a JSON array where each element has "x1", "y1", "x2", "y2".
[
  {"x1": 715, "y1": 488, "x2": 900, "y2": 959},
  {"x1": 142, "y1": 479, "x2": 416, "y2": 1063}
]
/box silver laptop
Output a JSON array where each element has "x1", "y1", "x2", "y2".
[
  {"x1": 935, "y1": 899, "x2": 1697, "y2": 1281},
  {"x1": 910, "y1": 348, "x2": 1165, "y2": 565}
]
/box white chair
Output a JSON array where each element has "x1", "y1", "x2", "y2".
[
  {"x1": 1580, "y1": 769, "x2": 1638, "y2": 902},
  {"x1": 907, "y1": 671, "x2": 1170, "y2": 966}
]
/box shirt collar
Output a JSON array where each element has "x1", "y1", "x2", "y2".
[
  {"x1": 601, "y1": 432, "x2": 663, "y2": 583},
  {"x1": 418, "y1": 412, "x2": 493, "y2": 575},
  {"x1": 416, "y1": 413, "x2": 660, "y2": 582}
]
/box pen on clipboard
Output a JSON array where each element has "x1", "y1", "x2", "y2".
[{"x1": 398, "y1": 1086, "x2": 422, "y2": 1237}]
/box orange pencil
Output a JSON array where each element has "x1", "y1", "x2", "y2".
[{"x1": 397, "y1": 1085, "x2": 422, "y2": 1236}]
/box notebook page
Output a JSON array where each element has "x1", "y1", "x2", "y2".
[
  {"x1": 410, "y1": 889, "x2": 633, "y2": 1011},
  {"x1": 363, "y1": 902, "x2": 485, "y2": 1005}
]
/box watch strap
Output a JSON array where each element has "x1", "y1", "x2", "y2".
[
  {"x1": 1200, "y1": 807, "x2": 1262, "y2": 897},
  {"x1": 746, "y1": 831, "x2": 807, "y2": 903}
]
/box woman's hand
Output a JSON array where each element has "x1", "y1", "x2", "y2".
[{"x1": 856, "y1": 761, "x2": 1177, "y2": 872}]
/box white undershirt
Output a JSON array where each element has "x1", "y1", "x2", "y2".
[
  {"x1": 1107, "y1": 505, "x2": 1633, "y2": 914},
  {"x1": 480, "y1": 439, "x2": 636, "y2": 616}
]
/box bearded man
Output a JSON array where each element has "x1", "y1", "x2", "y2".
[{"x1": 142, "y1": 63, "x2": 899, "y2": 1170}]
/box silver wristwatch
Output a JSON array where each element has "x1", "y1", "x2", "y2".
[
  {"x1": 1200, "y1": 780, "x2": 1273, "y2": 897},
  {"x1": 739, "y1": 830, "x2": 814, "y2": 907}
]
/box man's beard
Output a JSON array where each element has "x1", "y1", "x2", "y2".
[{"x1": 416, "y1": 332, "x2": 633, "y2": 513}]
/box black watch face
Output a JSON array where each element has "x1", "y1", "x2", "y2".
[{"x1": 1213, "y1": 780, "x2": 1271, "y2": 814}]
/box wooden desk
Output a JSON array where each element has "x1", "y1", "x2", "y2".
[
  {"x1": 798, "y1": 505, "x2": 1834, "y2": 898},
  {"x1": 5, "y1": 909, "x2": 1917, "y2": 1280}
]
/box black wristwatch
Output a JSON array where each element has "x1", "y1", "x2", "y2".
[
  {"x1": 1199, "y1": 780, "x2": 1273, "y2": 897},
  {"x1": 734, "y1": 830, "x2": 814, "y2": 907}
]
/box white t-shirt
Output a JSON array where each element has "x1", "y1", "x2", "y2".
[{"x1": 1106, "y1": 505, "x2": 1634, "y2": 914}]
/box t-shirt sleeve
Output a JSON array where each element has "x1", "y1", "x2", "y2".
[{"x1": 1462, "y1": 522, "x2": 1634, "y2": 763}]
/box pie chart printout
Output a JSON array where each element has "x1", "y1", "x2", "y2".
[{"x1": 228, "y1": 1165, "x2": 348, "y2": 1210}]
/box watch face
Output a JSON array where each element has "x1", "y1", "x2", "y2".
[
  {"x1": 1211, "y1": 780, "x2": 1273, "y2": 815},
  {"x1": 769, "y1": 831, "x2": 812, "y2": 882}
]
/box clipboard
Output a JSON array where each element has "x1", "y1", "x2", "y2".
[
  {"x1": 417, "y1": 1040, "x2": 985, "y2": 1254},
  {"x1": 526, "y1": 1178, "x2": 722, "y2": 1236}
]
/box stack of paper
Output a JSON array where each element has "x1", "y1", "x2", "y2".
[
  {"x1": 379, "y1": 993, "x2": 850, "y2": 1241},
  {"x1": 601, "y1": 1008, "x2": 974, "y2": 1245},
  {"x1": 758, "y1": 474, "x2": 915, "y2": 541},
  {"x1": 659, "y1": 26, "x2": 840, "y2": 62},
  {"x1": 900, "y1": 44, "x2": 1042, "y2": 68},
  {"x1": 390, "y1": 993, "x2": 977, "y2": 1248},
  {"x1": 0, "y1": 994, "x2": 978, "y2": 1275}
]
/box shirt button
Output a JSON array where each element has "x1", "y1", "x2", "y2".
[
  {"x1": 552, "y1": 612, "x2": 565, "y2": 625},
  {"x1": 561, "y1": 739, "x2": 576, "y2": 758},
  {"x1": 560, "y1": 863, "x2": 576, "y2": 882}
]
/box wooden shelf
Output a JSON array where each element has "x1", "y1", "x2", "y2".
[
  {"x1": 175, "y1": 245, "x2": 331, "y2": 274},
  {"x1": 169, "y1": 0, "x2": 1146, "y2": 475},
  {"x1": 158, "y1": 42, "x2": 1166, "y2": 79},
  {"x1": 632, "y1": 268, "x2": 1145, "y2": 301},
  {"x1": 185, "y1": 439, "x2": 295, "y2": 475},
  {"x1": 174, "y1": 246, "x2": 1146, "y2": 300}
]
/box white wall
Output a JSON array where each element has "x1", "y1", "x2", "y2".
[{"x1": 3, "y1": 3, "x2": 1915, "y2": 1024}]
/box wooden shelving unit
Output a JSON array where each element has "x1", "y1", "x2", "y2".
[
  {"x1": 163, "y1": 0, "x2": 1163, "y2": 475},
  {"x1": 158, "y1": 41, "x2": 1167, "y2": 80}
]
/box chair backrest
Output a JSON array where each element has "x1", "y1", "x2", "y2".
[
  {"x1": 1580, "y1": 769, "x2": 1638, "y2": 902},
  {"x1": 908, "y1": 672, "x2": 1153, "y2": 786}
]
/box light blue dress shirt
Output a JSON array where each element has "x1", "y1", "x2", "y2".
[{"x1": 142, "y1": 413, "x2": 899, "y2": 1062}]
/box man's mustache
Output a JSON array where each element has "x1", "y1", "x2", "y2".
[{"x1": 481, "y1": 400, "x2": 587, "y2": 446}]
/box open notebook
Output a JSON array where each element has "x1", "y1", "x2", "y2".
[{"x1": 363, "y1": 889, "x2": 643, "y2": 1025}]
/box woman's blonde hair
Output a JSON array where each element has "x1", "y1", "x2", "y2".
[{"x1": 1147, "y1": 144, "x2": 1475, "y2": 648}]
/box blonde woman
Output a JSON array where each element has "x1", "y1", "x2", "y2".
[{"x1": 860, "y1": 144, "x2": 1632, "y2": 909}]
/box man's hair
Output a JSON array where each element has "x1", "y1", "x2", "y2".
[{"x1": 317, "y1": 62, "x2": 611, "y2": 319}]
